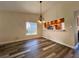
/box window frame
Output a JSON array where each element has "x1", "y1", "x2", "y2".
[{"x1": 25, "y1": 22, "x2": 38, "y2": 35}]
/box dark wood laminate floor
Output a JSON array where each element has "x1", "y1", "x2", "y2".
[{"x1": 0, "y1": 37, "x2": 74, "y2": 58}]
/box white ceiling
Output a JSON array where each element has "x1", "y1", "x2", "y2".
[{"x1": 0, "y1": 1, "x2": 79, "y2": 14}]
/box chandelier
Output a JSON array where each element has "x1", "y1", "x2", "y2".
[{"x1": 38, "y1": 1, "x2": 45, "y2": 23}]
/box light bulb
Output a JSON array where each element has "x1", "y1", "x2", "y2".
[{"x1": 38, "y1": 20, "x2": 42, "y2": 23}]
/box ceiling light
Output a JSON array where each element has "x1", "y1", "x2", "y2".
[{"x1": 38, "y1": 1, "x2": 45, "y2": 23}]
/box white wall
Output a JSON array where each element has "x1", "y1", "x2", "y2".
[
  {"x1": 74, "y1": 11, "x2": 79, "y2": 31},
  {"x1": 43, "y1": 2, "x2": 79, "y2": 48},
  {"x1": 0, "y1": 11, "x2": 42, "y2": 45}
]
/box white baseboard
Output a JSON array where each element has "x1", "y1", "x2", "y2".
[
  {"x1": 0, "y1": 36, "x2": 75, "y2": 49},
  {"x1": 0, "y1": 36, "x2": 40, "y2": 45},
  {"x1": 43, "y1": 37, "x2": 74, "y2": 49}
]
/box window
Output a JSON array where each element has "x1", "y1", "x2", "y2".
[{"x1": 26, "y1": 22, "x2": 37, "y2": 35}]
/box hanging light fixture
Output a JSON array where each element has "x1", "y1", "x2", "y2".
[{"x1": 38, "y1": 1, "x2": 45, "y2": 23}]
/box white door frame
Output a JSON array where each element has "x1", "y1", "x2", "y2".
[{"x1": 74, "y1": 11, "x2": 79, "y2": 46}]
